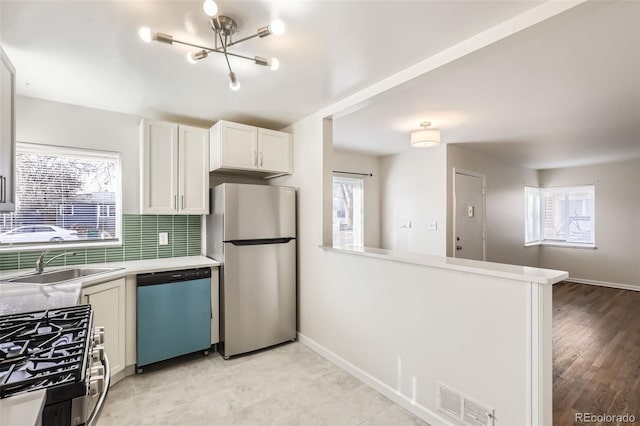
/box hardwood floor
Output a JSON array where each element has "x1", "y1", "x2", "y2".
[{"x1": 553, "y1": 282, "x2": 640, "y2": 425}]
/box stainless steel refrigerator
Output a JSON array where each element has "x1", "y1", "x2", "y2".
[{"x1": 206, "y1": 183, "x2": 296, "y2": 358}]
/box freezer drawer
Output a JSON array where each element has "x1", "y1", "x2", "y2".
[
  {"x1": 222, "y1": 239, "x2": 296, "y2": 357},
  {"x1": 217, "y1": 183, "x2": 296, "y2": 241}
]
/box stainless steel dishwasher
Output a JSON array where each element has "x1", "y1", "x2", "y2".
[{"x1": 136, "y1": 268, "x2": 212, "y2": 372}]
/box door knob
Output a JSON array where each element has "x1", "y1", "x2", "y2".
[{"x1": 456, "y1": 245, "x2": 463, "y2": 251}]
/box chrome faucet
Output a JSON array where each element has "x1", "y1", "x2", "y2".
[{"x1": 35, "y1": 251, "x2": 77, "y2": 274}]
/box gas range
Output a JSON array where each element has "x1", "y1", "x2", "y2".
[{"x1": 0, "y1": 305, "x2": 109, "y2": 426}]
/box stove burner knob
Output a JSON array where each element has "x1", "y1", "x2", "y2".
[
  {"x1": 89, "y1": 375, "x2": 105, "y2": 396},
  {"x1": 91, "y1": 365, "x2": 105, "y2": 377},
  {"x1": 91, "y1": 345, "x2": 104, "y2": 363},
  {"x1": 92, "y1": 330, "x2": 104, "y2": 345}
]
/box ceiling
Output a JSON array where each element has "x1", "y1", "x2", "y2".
[
  {"x1": 333, "y1": 1, "x2": 640, "y2": 170},
  {"x1": 0, "y1": 0, "x2": 542, "y2": 130}
]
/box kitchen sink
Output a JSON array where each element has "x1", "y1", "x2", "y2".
[{"x1": 4, "y1": 267, "x2": 124, "y2": 284}]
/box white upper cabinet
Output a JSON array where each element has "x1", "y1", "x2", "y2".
[
  {"x1": 140, "y1": 119, "x2": 209, "y2": 214},
  {"x1": 217, "y1": 121, "x2": 257, "y2": 170},
  {"x1": 210, "y1": 120, "x2": 292, "y2": 177},
  {"x1": 141, "y1": 120, "x2": 178, "y2": 214},
  {"x1": 0, "y1": 48, "x2": 16, "y2": 212},
  {"x1": 178, "y1": 125, "x2": 209, "y2": 214},
  {"x1": 257, "y1": 128, "x2": 291, "y2": 174}
]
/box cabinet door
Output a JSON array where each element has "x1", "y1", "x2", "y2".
[
  {"x1": 219, "y1": 121, "x2": 258, "y2": 169},
  {"x1": 258, "y1": 128, "x2": 292, "y2": 174},
  {"x1": 80, "y1": 278, "x2": 126, "y2": 377},
  {"x1": 0, "y1": 48, "x2": 15, "y2": 212},
  {"x1": 178, "y1": 125, "x2": 209, "y2": 214},
  {"x1": 141, "y1": 120, "x2": 178, "y2": 214}
]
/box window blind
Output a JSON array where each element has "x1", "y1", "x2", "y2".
[{"x1": 0, "y1": 143, "x2": 122, "y2": 248}]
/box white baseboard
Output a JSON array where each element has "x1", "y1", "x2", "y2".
[
  {"x1": 297, "y1": 333, "x2": 454, "y2": 426},
  {"x1": 567, "y1": 277, "x2": 640, "y2": 292}
]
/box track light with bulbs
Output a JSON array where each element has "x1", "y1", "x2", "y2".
[{"x1": 138, "y1": 0, "x2": 284, "y2": 91}]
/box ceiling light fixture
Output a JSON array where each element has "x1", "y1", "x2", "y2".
[
  {"x1": 139, "y1": 0, "x2": 284, "y2": 91},
  {"x1": 410, "y1": 122, "x2": 441, "y2": 148}
]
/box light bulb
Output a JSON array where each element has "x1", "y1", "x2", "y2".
[
  {"x1": 269, "y1": 19, "x2": 285, "y2": 36},
  {"x1": 229, "y1": 80, "x2": 241, "y2": 91},
  {"x1": 138, "y1": 27, "x2": 153, "y2": 43},
  {"x1": 188, "y1": 50, "x2": 208, "y2": 63},
  {"x1": 203, "y1": 0, "x2": 218, "y2": 17},
  {"x1": 270, "y1": 58, "x2": 280, "y2": 71}
]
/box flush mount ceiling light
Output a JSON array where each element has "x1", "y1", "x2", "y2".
[
  {"x1": 410, "y1": 122, "x2": 441, "y2": 148},
  {"x1": 138, "y1": 0, "x2": 284, "y2": 91}
]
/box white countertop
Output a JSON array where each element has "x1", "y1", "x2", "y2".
[
  {"x1": 322, "y1": 246, "x2": 568, "y2": 285},
  {"x1": 0, "y1": 389, "x2": 45, "y2": 426},
  {"x1": 0, "y1": 256, "x2": 219, "y2": 316}
]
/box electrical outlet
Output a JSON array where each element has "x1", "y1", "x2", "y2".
[
  {"x1": 428, "y1": 221, "x2": 438, "y2": 231},
  {"x1": 158, "y1": 232, "x2": 169, "y2": 245}
]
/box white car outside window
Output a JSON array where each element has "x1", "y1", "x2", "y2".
[{"x1": 0, "y1": 225, "x2": 80, "y2": 244}]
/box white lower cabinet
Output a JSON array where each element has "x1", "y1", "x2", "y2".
[{"x1": 80, "y1": 278, "x2": 126, "y2": 377}]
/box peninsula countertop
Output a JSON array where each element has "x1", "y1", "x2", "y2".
[{"x1": 322, "y1": 246, "x2": 568, "y2": 285}]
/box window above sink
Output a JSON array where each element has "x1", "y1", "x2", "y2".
[{"x1": 0, "y1": 143, "x2": 122, "y2": 252}]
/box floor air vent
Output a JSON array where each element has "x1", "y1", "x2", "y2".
[{"x1": 437, "y1": 383, "x2": 494, "y2": 426}]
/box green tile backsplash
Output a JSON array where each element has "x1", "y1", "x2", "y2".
[{"x1": 0, "y1": 214, "x2": 203, "y2": 271}]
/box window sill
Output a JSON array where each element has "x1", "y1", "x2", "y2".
[
  {"x1": 524, "y1": 242, "x2": 597, "y2": 250},
  {"x1": 0, "y1": 241, "x2": 123, "y2": 253}
]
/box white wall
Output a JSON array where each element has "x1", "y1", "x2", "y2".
[
  {"x1": 274, "y1": 114, "x2": 543, "y2": 425},
  {"x1": 15, "y1": 96, "x2": 211, "y2": 214},
  {"x1": 446, "y1": 144, "x2": 540, "y2": 267},
  {"x1": 332, "y1": 149, "x2": 381, "y2": 248},
  {"x1": 379, "y1": 147, "x2": 447, "y2": 256},
  {"x1": 16, "y1": 96, "x2": 141, "y2": 213},
  {"x1": 538, "y1": 159, "x2": 640, "y2": 288}
]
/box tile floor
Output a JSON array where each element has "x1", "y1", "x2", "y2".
[{"x1": 98, "y1": 342, "x2": 429, "y2": 425}]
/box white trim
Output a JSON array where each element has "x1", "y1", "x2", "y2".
[
  {"x1": 16, "y1": 141, "x2": 121, "y2": 160},
  {"x1": 452, "y1": 168, "x2": 486, "y2": 261},
  {"x1": 0, "y1": 241, "x2": 122, "y2": 253},
  {"x1": 297, "y1": 333, "x2": 455, "y2": 426},
  {"x1": 525, "y1": 242, "x2": 597, "y2": 249},
  {"x1": 529, "y1": 283, "x2": 541, "y2": 426},
  {"x1": 527, "y1": 283, "x2": 553, "y2": 425},
  {"x1": 566, "y1": 277, "x2": 640, "y2": 292}
]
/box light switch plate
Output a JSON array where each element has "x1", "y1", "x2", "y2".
[{"x1": 158, "y1": 232, "x2": 169, "y2": 245}]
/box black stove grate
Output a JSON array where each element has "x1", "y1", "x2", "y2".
[{"x1": 0, "y1": 305, "x2": 93, "y2": 399}]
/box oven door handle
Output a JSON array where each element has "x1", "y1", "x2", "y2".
[{"x1": 86, "y1": 353, "x2": 111, "y2": 426}]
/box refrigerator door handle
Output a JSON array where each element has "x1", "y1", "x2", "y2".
[{"x1": 226, "y1": 237, "x2": 295, "y2": 246}]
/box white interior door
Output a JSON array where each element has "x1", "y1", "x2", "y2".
[{"x1": 454, "y1": 171, "x2": 485, "y2": 260}]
